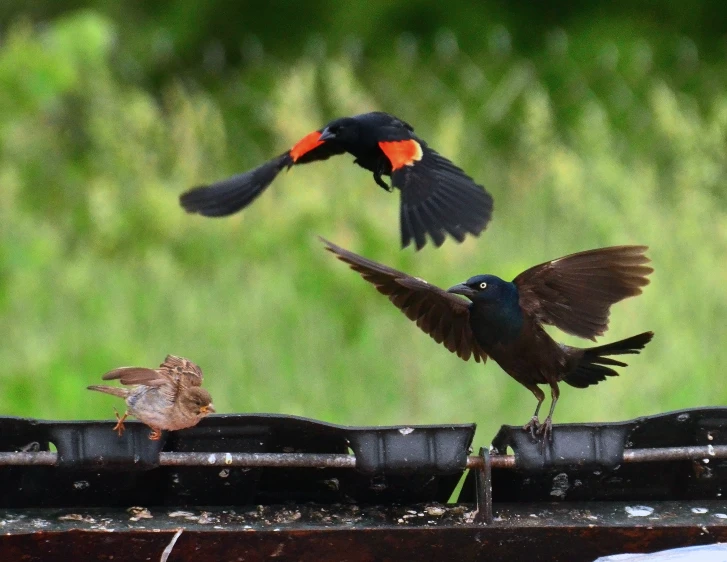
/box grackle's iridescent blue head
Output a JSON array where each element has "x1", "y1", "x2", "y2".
[
  {"x1": 447, "y1": 275, "x2": 523, "y2": 346},
  {"x1": 447, "y1": 274, "x2": 519, "y2": 305}
]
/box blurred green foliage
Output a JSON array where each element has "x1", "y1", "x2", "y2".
[
  {"x1": 4, "y1": 0, "x2": 727, "y2": 79},
  {"x1": 0, "y1": 10, "x2": 726, "y2": 444}
]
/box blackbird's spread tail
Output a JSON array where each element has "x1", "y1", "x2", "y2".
[
  {"x1": 87, "y1": 385, "x2": 129, "y2": 399},
  {"x1": 564, "y1": 331, "x2": 654, "y2": 389},
  {"x1": 179, "y1": 153, "x2": 291, "y2": 217}
]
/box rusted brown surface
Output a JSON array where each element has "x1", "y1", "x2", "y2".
[
  {"x1": 3, "y1": 525, "x2": 727, "y2": 562},
  {"x1": 2, "y1": 501, "x2": 727, "y2": 562}
]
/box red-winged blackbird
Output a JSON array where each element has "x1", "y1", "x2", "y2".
[
  {"x1": 323, "y1": 238, "x2": 654, "y2": 442},
  {"x1": 180, "y1": 112, "x2": 493, "y2": 250}
]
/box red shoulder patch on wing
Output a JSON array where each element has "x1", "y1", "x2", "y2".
[
  {"x1": 289, "y1": 131, "x2": 325, "y2": 162},
  {"x1": 378, "y1": 140, "x2": 423, "y2": 171}
]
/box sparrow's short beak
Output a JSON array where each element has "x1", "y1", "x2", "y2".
[
  {"x1": 447, "y1": 283, "x2": 476, "y2": 298},
  {"x1": 318, "y1": 127, "x2": 336, "y2": 142},
  {"x1": 200, "y1": 404, "x2": 215, "y2": 415}
]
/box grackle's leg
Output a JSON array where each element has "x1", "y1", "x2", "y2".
[
  {"x1": 537, "y1": 382, "x2": 560, "y2": 443},
  {"x1": 522, "y1": 384, "x2": 546, "y2": 438}
]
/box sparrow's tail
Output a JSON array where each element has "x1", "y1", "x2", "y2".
[
  {"x1": 179, "y1": 152, "x2": 291, "y2": 217},
  {"x1": 564, "y1": 331, "x2": 654, "y2": 388},
  {"x1": 87, "y1": 385, "x2": 129, "y2": 399}
]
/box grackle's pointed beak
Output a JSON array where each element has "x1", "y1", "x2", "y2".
[
  {"x1": 319, "y1": 127, "x2": 336, "y2": 142},
  {"x1": 447, "y1": 283, "x2": 476, "y2": 298}
]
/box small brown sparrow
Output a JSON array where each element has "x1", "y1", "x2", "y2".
[{"x1": 88, "y1": 355, "x2": 215, "y2": 440}]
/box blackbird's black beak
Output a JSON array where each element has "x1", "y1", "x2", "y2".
[
  {"x1": 319, "y1": 128, "x2": 336, "y2": 142},
  {"x1": 447, "y1": 283, "x2": 476, "y2": 298}
]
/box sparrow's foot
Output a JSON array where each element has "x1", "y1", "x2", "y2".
[
  {"x1": 522, "y1": 416, "x2": 540, "y2": 439},
  {"x1": 113, "y1": 408, "x2": 128, "y2": 437},
  {"x1": 148, "y1": 428, "x2": 162, "y2": 440}
]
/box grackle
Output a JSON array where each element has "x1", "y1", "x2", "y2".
[
  {"x1": 180, "y1": 112, "x2": 493, "y2": 250},
  {"x1": 323, "y1": 238, "x2": 654, "y2": 441}
]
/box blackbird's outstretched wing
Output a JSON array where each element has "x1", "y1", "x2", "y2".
[
  {"x1": 322, "y1": 238, "x2": 487, "y2": 363},
  {"x1": 378, "y1": 140, "x2": 493, "y2": 250},
  {"x1": 179, "y1": 131, "x2": 345, "y2": 217},
  {"x1": 513, "y1": 246, "x2": 652, "y2": 340}
]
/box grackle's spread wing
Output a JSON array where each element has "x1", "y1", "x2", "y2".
[
  {"x1": 513, "y1": 246, "x2": 652, "y2": 341},
  {"x1": 322, "y1": 238, "x2": 487, "y2": 362}
]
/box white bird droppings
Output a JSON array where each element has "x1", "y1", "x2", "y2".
[{"x1": 625, "y1": 505, "x2": 654, "y2": 517}]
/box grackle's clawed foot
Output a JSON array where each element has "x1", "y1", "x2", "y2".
[
  {"x1": 537, "y1": 416, "x2": 554, "y2": 443},
  {"x1": 523, "y1": 416, "x2": 541, "y2": 439},
  {"x1": 113, "y1": 408, "x2": 128, "y2": 437},
  {"x1": 148, "y1": 428, "x2": 162, "y2": 441}
]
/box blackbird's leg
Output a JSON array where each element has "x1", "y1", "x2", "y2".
[
  {"x1": 113, "y1": 408, "x2": 128, "y2": 437},
  {"x1": 148, "y1": 428, "x2": 162, "y2": 440},
  {"x1": 373, "y1": 160, "x2": 393, "y2": 192},
  {"x1": 537, "y1": 382, "x2": 561, "y2": 443},
  {"x1": 522, "y1": 384, "x2": 546, "y2": 439}
]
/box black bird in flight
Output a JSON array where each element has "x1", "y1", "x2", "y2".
[
  {"x1": 180, "y1": 112, "x2": 493, "y2": 250},
  {"x1": 323, "y1": 238, "x2": 654, "y2": 441}
]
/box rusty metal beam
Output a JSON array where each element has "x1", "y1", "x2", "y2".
[
  {"x1": 0, "y1": 452, "x2": 56, "y2": 465},
  {"x1": 159, "y1": 452, "x2": 356, "y2": 468},
  {"x1": 3, "y1": 502, "x2": 727, "y2": 562},
  {"x1": 623, "y1": 445, "x2": 727, "y2": 463}
]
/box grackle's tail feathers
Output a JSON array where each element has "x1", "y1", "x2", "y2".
[{"x1": 564, "y1": 331, "x2": 654, "y2": 388}]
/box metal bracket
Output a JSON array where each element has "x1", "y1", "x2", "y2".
[{"x1": 474, "y1": 447, "x2": 493, "y2": 524}]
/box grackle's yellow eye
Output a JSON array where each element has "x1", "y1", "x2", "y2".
[{"x1": 479, "y1": 282, "x2": 487, "y2": 289}]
